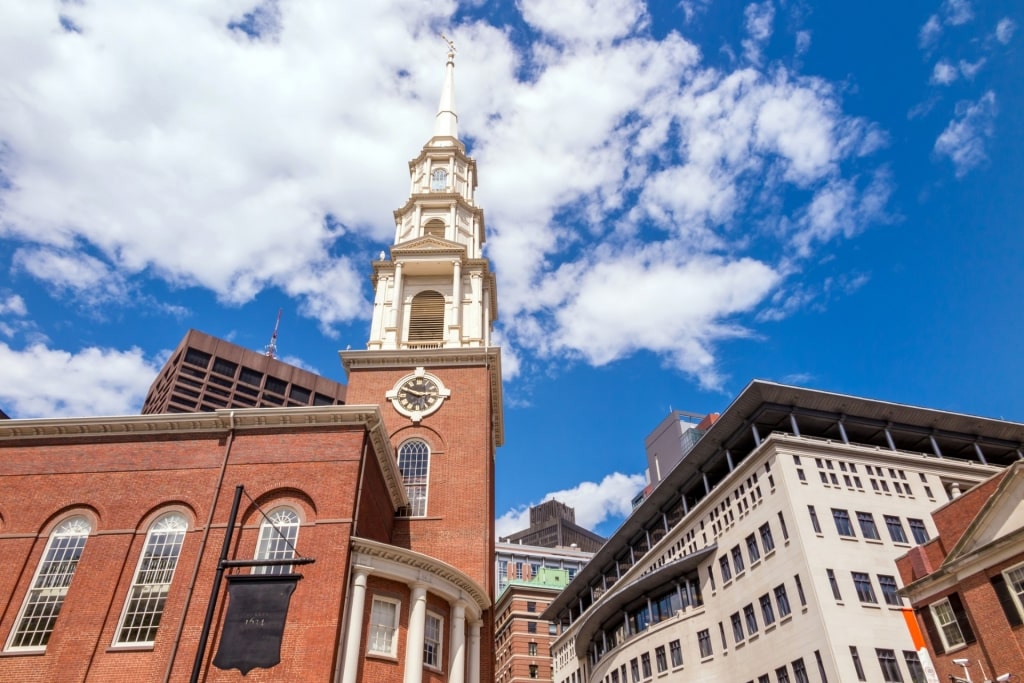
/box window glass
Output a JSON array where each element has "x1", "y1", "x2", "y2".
[
  {"x1": 774, "y1": 584, "x2": 791, "y2": 617},
  {"x1": 879, "y1": 575, "x2": 902, "y2": 606},
  {"x1": 115, "y1": 513, "x2": 187, "y2": 645},
  {"x1": 930, "y1": 598, "x2": 965, "y2": 649},
  {"x1": 850, "y1": 646, "x2": 866, "y2": 681},
  {"x1": 697, "y1": 629, "x2": 712, "y2": 658},
  {"x1": 669, "y1": 640, "x2": 682, "y2": 667},
  {"x1": 876, "y1": 649, "x2": 904, "y2": 682},
  {"x1": 760, "y1": 593, "x2": 775, "y2": 625},
  {"x1": 254, "y1": 507, "x2": 299, "y2": 575},
  {"x1": 885, "y1": 516, "x2": 908, "y2": 543},
  {"x1": 424, "y1": 612, "x2": 443, "y2": 668},
  {"x1": 760, "y1": 523, "x2": 775, "y2": 552},
  {"x1": 368, "y1": 597, "x2": 399, "y2": 655},
  {"x1": 832, "y1": 509, "x2": 856, "y2": 537},
  {"x1": 808, "y1": 506, "x2": 821, "y2": 533},
  {"x1": 856, "y1": 512, "x2": 880, "y2": 539},
  {"x1": 397, "y1": 439, "x2": 430, "y2": 516},
  {"x1": 908, "y1": 519, "x2": 929, "y2": 545},
  {"x1": 6, "y1": 516, "x2": 91, "y2": 651},
  {"x1": 853, "y1": 572, "x2": 877, "y2": 603}
]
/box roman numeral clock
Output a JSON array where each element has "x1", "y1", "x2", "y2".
[{"x1": 385, "y1": 367, "x2": 451, "y2": 422}]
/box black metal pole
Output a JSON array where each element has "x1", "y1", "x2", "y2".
[{"x1": 190, "y1": 484, "x2": 244, "y2": 683}]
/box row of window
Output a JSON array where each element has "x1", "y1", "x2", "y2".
[
  {"x1": 795, "y1": 455, "x2": 938, "y2": 500},
  {"x1": 851, "y1": 647, "x2": 926, "y2": 683},
  {"x1": 717, "y1": 521, "x2": 777, "y2": 584},
  {"x1": 824, "y1": 569, "x2": 904, "y2": 606},
  {"x1": 367, "y1": 596, "x2": 444, "y2": 669},
  {"x1": 5, "y1": 507, "x2": 300, "y2": 652},
  {"x1": 807, "y1": 506, "x2": 928, "y2": 545}
]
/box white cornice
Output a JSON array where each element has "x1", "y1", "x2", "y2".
[
  {"x1": 0, "y1": 406, "x2": 409, "y2": 511},
  {"x1": 352, "y1": 536, "x2": 491, "y2": 616}
]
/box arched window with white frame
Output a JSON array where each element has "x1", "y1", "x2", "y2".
[
  {"x1": 397, "y1": 439, "x2": 430, "y2": 517},
  {"x1": 253, "y1": 506, "x2": 300, "y2": 575},
  {"x1": 5, "y1": 515, "x2": 92, "y2": 651},
  {"x1": 114, "y1": 511, "x2": 187, "y2": 646}
]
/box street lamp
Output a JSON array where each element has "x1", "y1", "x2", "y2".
[{"x1": 953, "y1": 659, "x2": 973, "y2": 683}]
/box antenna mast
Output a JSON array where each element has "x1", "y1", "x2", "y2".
[{"x1": 265, "y1": 309, "x2": 282, "y2": 358}]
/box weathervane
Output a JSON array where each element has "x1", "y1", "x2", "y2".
[{"x1": 440, "y1": 33, "x2": 456, "y2": 61}]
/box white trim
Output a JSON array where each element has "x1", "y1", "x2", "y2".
[
  {"x1": 928, "y1": 597, "x2": 965, "y2": 651},
  {"x1": 368, "y1": 595, "x2": 401, "y2": 658},
  {"x1": 424, "y1": 610, "x2": 444, "y2": 670}
]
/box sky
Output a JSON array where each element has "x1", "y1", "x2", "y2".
[{"x1": 1, "y1": 0, "x2": 1022, "y2": 539}]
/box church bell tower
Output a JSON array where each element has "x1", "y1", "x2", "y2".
[{"x1": 339, "y1": 41, "x2": 503, "y2": 683}]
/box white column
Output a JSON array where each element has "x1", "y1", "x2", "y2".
[
  {"x1": 404, "y1": 583, "x2": 428, "y2": 683},
  {"x1": 389, "y1": 262, "x2": 404, "y2": 337},
  {"x1": 450, "y1": 259, "x2": 463, "y2": 342},
  {"x1": 467, "y1": 620, "x2": 481, "y2": 683},
  {"x1": 449, "y1": 601, "x2": 467, "y2": 683},
  {"x1": 340, "y1": 567, "x2": 371, "y2": 683}
]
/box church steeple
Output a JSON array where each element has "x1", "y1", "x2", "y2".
[{"x1": 364, "y1": 42, "x2": 497, "y2": 352}]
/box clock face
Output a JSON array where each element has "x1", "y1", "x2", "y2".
[{"x1": 396, "y1": 376, "x2": 441, "y2": 412}]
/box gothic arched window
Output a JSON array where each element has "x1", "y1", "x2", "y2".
[
  {"x1": 397, "y1": 439, "x2": 430, "y2": 516},
  {"x1": 431, "y1": 168, "x2": 448, "y2": 191},
  {"x1": 253, "y1": 507, "x2": 300, "y2": 575},
  {"x1": 6, "y1": 515, "x2": 92, "y2": 651},
  {"x1": 408, "y1": 291, "x2": 445, "y2": 342},
  {"x1": 115, "y1": 512, "x2": 187, "y2": 645}
]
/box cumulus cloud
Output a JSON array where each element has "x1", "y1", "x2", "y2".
[
  {"x1": 995, "y1": 18, "x2": 1016, "y2": 44},
  {"x1": 0, "y1": 343, "x2": 161, "y2": 417},
  {"x1": 931, "y1": 60, "x2": 958, "y2": 85},
  {"x1": 934, "y1": 91, "x2": 997, "y2": 177},
  {"x1": 0, "y1": 294, "x2": 27, "y2": 316},
  {"x1": 519, "y1": 0, "x2": 648, "y2": 45},
  {"x1": 495, "y1": 471, "x2": 646, "y2": 538}
]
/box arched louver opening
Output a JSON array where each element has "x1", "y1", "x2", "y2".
[
  {"x1": 424, "y1": 219, "x2": 446, "y2": 238},
  {"x1": 408, "y1": 291, "x2": 445, "y2": 342}
]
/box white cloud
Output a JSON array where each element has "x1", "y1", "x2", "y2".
[
  {"x1": 13, "y1": 247, "x2": 127, "y2": 302},
  {"x1": 920, "y1": 15, "x2": 943, "y2": 48},
  {"x1": 742, "y1": 1, "x2": 775, "y2": 64},
  {"x1": 0, "y1": 294, "x2": 27, "y2": 316},
  {"x1": 795, "y1": 31, "x2": 812, "y2": 56},
  {"x1": 942, "y1": 0, "x2": 974, "y2": 27},
  {"x1": 931, "y1": 60, "x2": 958, "y2": 85},
  {"x1": 995, "y1": 18, "x2": 1016, "y2": 44},
  {"x1": 934, "y1": 91, "x2": 997, "y2": 177},
  {"x1": 957, "y1": 58, "x2": 985, "y2": 79},
  {"x1": 495, "y1": 471, "x2": 646, "y2": 538},
  {"x1": 0, "y1": 343, "x2": 161, "y2": 418},
  {"x1": 519, "y1": 0, "x2": 648, "y2": 45}
]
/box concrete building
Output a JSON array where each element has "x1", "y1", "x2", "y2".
[
  {"x1": 0, "y1": 47, "x2": 501, "y2": 683},
  {"x1": 142, "y1": 328, "x2": 347, "y2": 414},
  {"x1": 496, "y1": 541, "x2": 595, "y2": 604},
  {"x1": 545, "y1": 380, "x2": 1024, "y2": 683},
  {"x1": 896, "y1": 461, "x2": 1024, "y2": 683},
  {"x1": 501, "y1": 501, "x2": 605, "y2": 554},
  {"x1": 644, "y1": 411, "x2": 719, "y2": 487}
]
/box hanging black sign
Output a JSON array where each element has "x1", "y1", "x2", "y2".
[{"x1": 213, "y1": 574, "x2": 300, "y2": 675}]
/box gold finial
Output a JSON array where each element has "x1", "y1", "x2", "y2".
[{"x1": 440, "y1": 33, "x2": 456, "y2": 61}]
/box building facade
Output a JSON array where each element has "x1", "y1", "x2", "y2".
[
  {"x1": 496, "y1": 568, "x2": 576, "y2": 683},
  {"x1": 546, "y1": 381, "x2": 1024, "y2": 683},
  {"x1": 142, "y1": 328, "x2": 347, "y2": 414},
  {"x1": 896, "y1": 462, "x2": 1024, "y2": 683},
  {"x1": 0, "y1": 47, "x2": 500, "y2": 683},
  {"x1": 501, "y1": 501, "x2": 605, "y2": 554}
]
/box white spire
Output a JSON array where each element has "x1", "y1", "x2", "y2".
[{"x1": 434, "y1": 35, "x2": 458, "y2": 140}]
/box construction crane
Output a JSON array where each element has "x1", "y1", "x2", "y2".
[{"x1": 265, "y1": 308, "x2": 282, "y2": 359}]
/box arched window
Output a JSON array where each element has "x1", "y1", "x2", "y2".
[
  {"x1": 397, "y1": 439, "x2": 430, "y2": 516},
  {"x1": 424, "y1": 219, "x2": 446, "y2": 238},
  {"x1": 6, "y1": 515, "x2": 92, "y2": 651},
  {"x1": 408, "y1": 291, "x2": 445, "y2": 342},
  {"x1": 115, "y1": 512, "x2": 187, "y2": 646},
  {"x1": 253, "y1": 507, "x2": 300, "y2": 575},
  {"x1": 430, "y1": 168, "x2": 448, "y2": 191}
]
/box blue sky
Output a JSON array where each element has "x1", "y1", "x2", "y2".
[{"x1": 1, "y1": 0, "x2": 1021, "y2": 537}]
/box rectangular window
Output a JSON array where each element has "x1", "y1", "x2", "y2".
[
  {"x1": 792, "y1": 659, "x2": 809, "y2": 683},
  {"x1": 669, "y1": 639, "x2": 682, "y2": 667},
  {"x1": 904, "y1": 651, "x2": 926, "y2": 683},
  {"x1": 760, "y1": 593, "x2": 776, "y2": 624},
  {"x1": 720, "y1": 556, "x2": 732, "y2": 582},
  {"x1": 815, "y1": 650, "x2": 829, "y2": 683},
  {"x1": 908, "y1": 519, "x2": 929, "y2": 544},
  {"x1": 885, "y1": 516, "x2": 908, "y2": 543},
  {"x1": 876, "y1": 649, "x2": 903, "y2": 682},
  {"x1": 832, "y1": 509, "x2": 856, "y2": 537},
  {"x1": 930, "y1": 597, "x2": 966, "y2": 649},
  {"x1": 850, "y1": 646, "x2": 866, "y2": 681},
  {"x1": 528, "y1": 621, "x2": 537, "y2": 634},
  {"x1": 655, "y1": 645, "x2": 667, "y2": 673},
  {"x1": 527, "y1": 601, "x2": 536, "y2": 613},
  {"x1": 732, "y1": 612, "x2": 744, "y2": 643},
  {"x1": 778, "y1": 512, "x2": 789, "y2": 540},
  {"x1": 528, "y1": 642, "x2": 538, "y2": 656},
  {"x1": 368, "y1": 597, "x2": 400, "y2": 656},
  {"x1": 827, "y1": 569, "x2": 842, "y2": 600},
  {"x1": 1005, "y1": 565, "x2": 1024, "y2": 620},
  {"x1": 744, "y1": 603, "x2": 758, "y2": 635},
  {"x1": 808, "y1": 506, "x2": 821, "y2": 533},
  {"x1": 856, "y1": 511, "x2": 880, "y2": 539},
  {"x1": 611, "y1": 669, "x2": 620, "y2": 683},
  {"x1": 776, "y1": 666, "x2": 791, "y2": 683},
  {"x1": 879, "y1": 575, "x2": 902, "y2": 606},
  {"x1": 775, "y1": 584, "x2": 791, "y2": 617},
  {"x1": 732, "y1": 545, "x2": 745, "y2": 573},
  {"x1": 631, "y1": 658, "x2": 640, "y2": 683},
  {"x1": 529, "y1": 664, "x2": 539, "y2": 679},
  {"x1": 747, "y1": 534, "x2": 761, "y2": 562},
  {"x1": 697, "y1": 629, "x2": 713, "y2": 658},
  {"x1": 424, "y1": 612, "x2": 443, "y2": 668},
  {"x1": 641, "y1": 652, "x2": 652, "y2": 677},
  {"x1": 852, "y1": 572, "x2": 878, "y2": 603},
  {"x1": 760, "y1": 522, "x2": 775, "y2": 552},
  {"x1": 794, "y1": 574, "x2": 807, "y2": 606}
]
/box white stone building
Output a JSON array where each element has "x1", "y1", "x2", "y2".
[{"x1": 546, "y1": 380, "x2": 1024, "y2": 683}]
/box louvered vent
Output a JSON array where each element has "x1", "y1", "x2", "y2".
[
  {"x1": 424, "y1": 220, "x2": 446, "y2": 238},
  {"x1": 408, "y1": 291, "x2": 445, "y2": 341}
]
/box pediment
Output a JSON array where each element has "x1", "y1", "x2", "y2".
[
  {"x1": 943, "y1": 462, "x2": 1024, "y2": 565},
  {"x1": 391, "y1": 236, "x2": 466, "y2": 255}
]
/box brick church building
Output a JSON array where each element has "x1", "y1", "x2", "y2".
[{"x1": 0, "y1": 45, "x2": 501, "y2": 683}]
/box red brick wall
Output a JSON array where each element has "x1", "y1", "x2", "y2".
[{"x1": 0, "y1": 425, "x2": 368, "y2": 682}]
